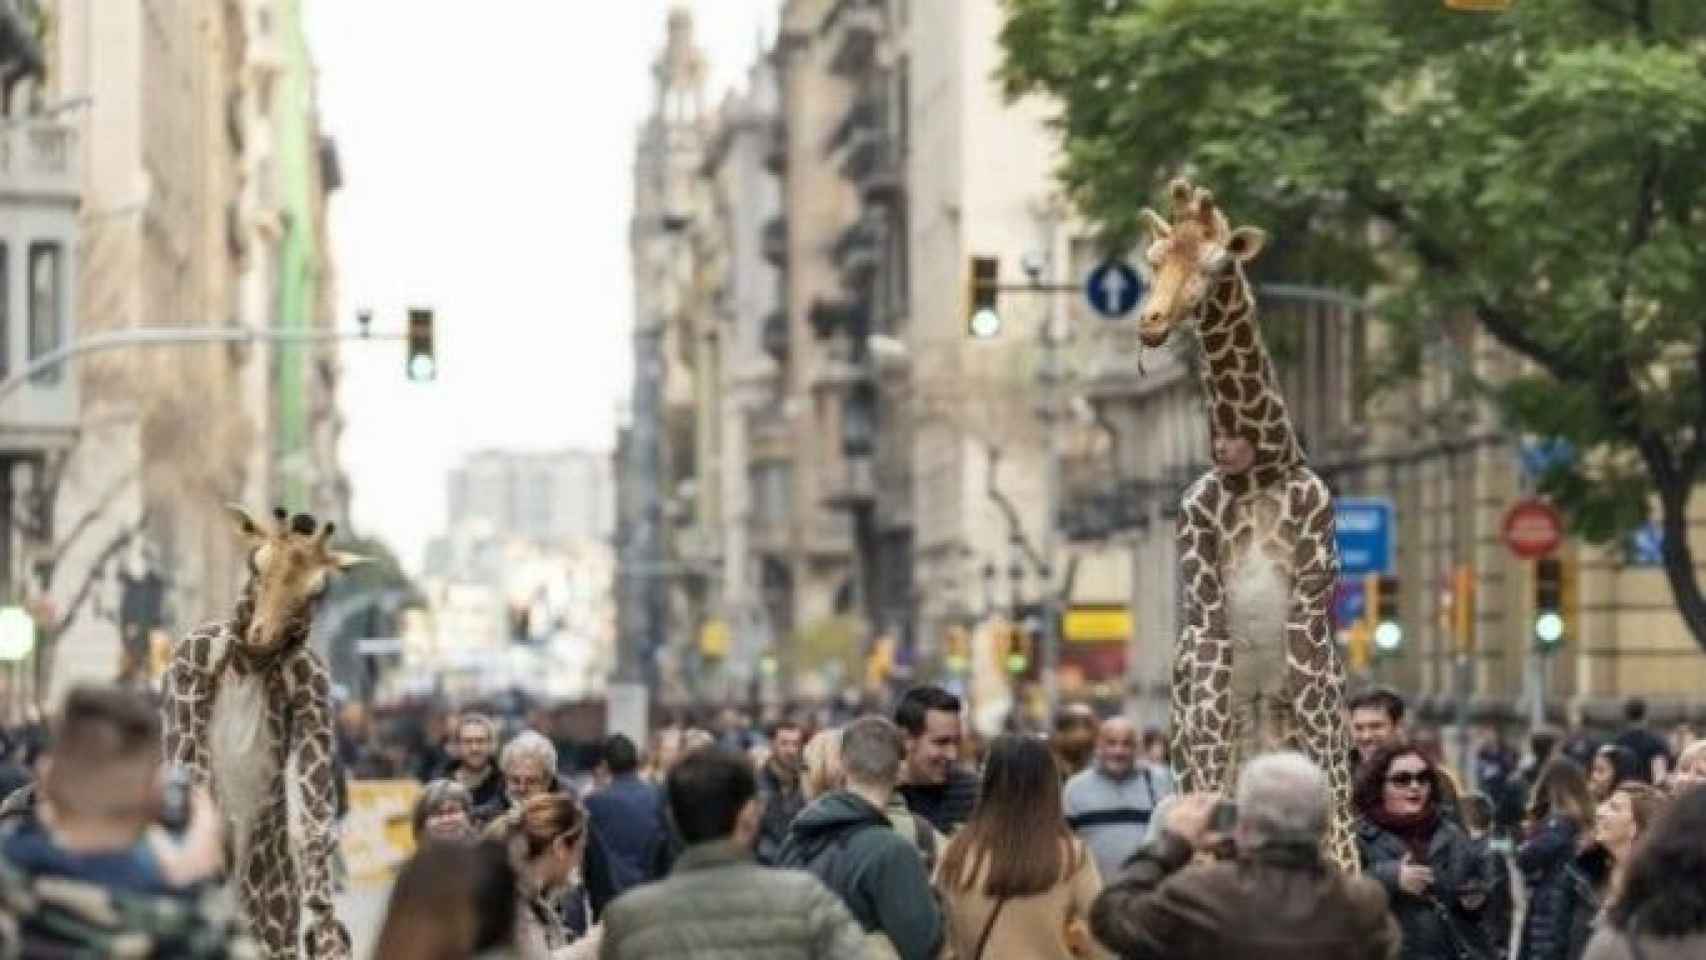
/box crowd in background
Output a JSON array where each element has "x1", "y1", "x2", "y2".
[{"x1": 0, "y1": 683, "x2": 1704, "y2": 958}]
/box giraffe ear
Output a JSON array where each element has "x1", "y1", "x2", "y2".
[
  {"x1": 329, "y1": 551, "x2": 370, "y2": 572},
  {"x1": 1139, "y1": 208, "x2": 1171, "y2": 240},
  {"x1": 1227, "y1": 226, "x2": 1267, "y2": 262},
  {"x1": 225, "y1": 504, "x2": 268, "y2": 544}
]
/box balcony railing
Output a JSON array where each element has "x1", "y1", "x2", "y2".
[
  {"x1": 764, "y1": 117, "x2": 787, "y2": 176},
  {"x1": 832, "y1": 217, "x2": 880, "y2": 289},
  {"x1": 0, "y1": 119, "x2": 77, "y2": 199},
  {"x1": 824, "y1": 0, "x2": 882, "y2": 77},
  {"x1": 761, "y1": 309, "x2": 790, "y2": 364},
  {"x1": 761, "y1": 213, "x2": 788, "y2": 267},
  {"x1": 822, "y1": 453, "x2": 876, "y2": 512}
]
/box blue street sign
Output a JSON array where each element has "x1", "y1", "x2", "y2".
[
  {"x1": 1086, "y1": 260, "x2": 1144, "y2": 319},
  {"x1": 1629, "y1": 520, "x2": 1664, "y2": 566},
  {"x1": 1520, "y1": 438, "x2": 1576, "y2": 482},
  {"x1": 1335, "y1": 497, "x2": 1395, "y2": 577},
  {"x1": 1333, "y1": 578, "x2": 1367, "y2": 628}
]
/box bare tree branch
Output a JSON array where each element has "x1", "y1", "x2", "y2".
[
  {"x1": 985, "y1": 445, "x2": 1045, "y2": 574},
  {"x1": 40, "y1": 467, "x2": 139, "y2": 579},
  {"x1": 50, "y1": 511, "x2": 147, "y2": 639}
]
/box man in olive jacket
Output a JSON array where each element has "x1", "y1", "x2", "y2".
[
  {"x1": 1092, "y1": 752, "x2": 1399, "y2": 960},
  {"x1": 600, "y1": 747, "x2": 867, "y2": 960}
]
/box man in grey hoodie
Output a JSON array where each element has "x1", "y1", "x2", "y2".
[{"x1": 779, "y1": 716, "x2": 943, "y2": 960}]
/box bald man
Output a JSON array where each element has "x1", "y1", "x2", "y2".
[{"x1": 1063, "y1": 717, "x2": 1176, "y2": 881}]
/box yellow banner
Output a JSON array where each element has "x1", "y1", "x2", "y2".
[
  {"x1": 339, "y1": 779, "x2": 422, "y2": 889},
  {"x1": 1063, "y1": 606, "x2": 1131, "y2": 644}
]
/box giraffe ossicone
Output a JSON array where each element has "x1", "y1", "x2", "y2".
[
  {"x1": 1139, "y1": 178, "x2": 1359, "y2": 872},
  {"x1": 165, "y1": 505, "x2": 360, "y2": 959}
]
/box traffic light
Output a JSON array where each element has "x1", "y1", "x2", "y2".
[
  {"x1": 1533, "y1": 555, "x2": 1573, "y2": 653},
  {"x1": 407, "y1": 307, "x2": 436, "y2": 381},
  {"x1": 1367, "y1": 573, "x2": 1402, "y2": 654},
  {"x1": 1004, "y1": 624, "x2": 1032, "y2": 674},
  {"x1": 944, "y1": 625, "x2": 970, "y2": 674},
  {"x1": 1452, "y1": 565, "x2": 1476, "y2": 655},
  {"x1": 967, "y1": 256, "x2": 1001, "y2": 339}
]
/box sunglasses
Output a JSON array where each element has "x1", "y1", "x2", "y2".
[{"x1": 1386, "y1": 771, "x2": 1432, "y2": 789}]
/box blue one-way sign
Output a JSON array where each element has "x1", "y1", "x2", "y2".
[
  {"x1": 1086, "y1": 260, "x2": 1144, "y2": 319},
  {"x1": 1334, "y1": 497, "x2": 1395, "y2": 577}
]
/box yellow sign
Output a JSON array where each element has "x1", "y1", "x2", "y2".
[
  {"x1": 1063, "y1": 606, "x2": 1132, "y2": 644},
  {"x1": 339, "y1": 779, "x2": 422, "y2": 889},
  {"x1": 699, "y1": 619, "x2": 731, "y2": 659}
]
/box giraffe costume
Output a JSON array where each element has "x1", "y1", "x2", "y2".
[
  {"x1": 1136, "y1": 179, "x2": 1357, "y2": 870},
  {"x1": 164, "y1": 507, "x2": 359, "y2": 959}
]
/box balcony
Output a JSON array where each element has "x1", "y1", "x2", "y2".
[
  {"x1": 830, "y1": 94, "x2": 881, "y2": 153},
  {"x1": 809, "y1": 296, "x2": 859, "y2": 340},
  {"x1": 0, "y1": 118, "x2": 77, "y2": 202},
  {"x1": 761, "y1": 213, "x2": 788, "y2": 267},
  {"x1": 1058, "y1": 478, "x2": 1150, "y2": 543},
  {"x1": 838, "y1": 127, "x2": 886, "y2": 186},
  {"x1": 832, "y1": 217, "x2": 880, "y2": 289},
  {"x1": 822, "y1": 453, "x2": 876, "y2": 512},
  {"x1": 761, "y1": 309, "x2": 790, "y2": 364},
  {"x1": 806, "y1": 507, "x2": 854, "y2": 558},
  {"x1": 764, "y1": 117, "x2": 787, "y2": 176},
  {"x1": 823, "y1": 0, "x2": 882, "y2": 77}
]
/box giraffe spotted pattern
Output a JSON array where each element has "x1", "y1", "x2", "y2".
[
  {"x1": 163, "y1": 508, "x2": 355, "y2": 959},
  {"x1": 1145, "y1": 179, "x2": 1358, "y2": 871}
]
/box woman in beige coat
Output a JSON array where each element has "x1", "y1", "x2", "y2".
[
  {"x1": 487, "y1": 792, "x2": 600, "y2": 960},
  {"x1": 934, "y1": 735, "x2": 1112, "y2": 960}
]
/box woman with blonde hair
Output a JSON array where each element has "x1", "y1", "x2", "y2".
[
  {"x1": 1518, "y1": 758, "x2": 1596, "y2": 960},
  {"x1": 486, "y1": 793, "x2": 599, "y2": 959},
  {"x1": 801, "y1": 727, "x2": 845, "y2": 800}
]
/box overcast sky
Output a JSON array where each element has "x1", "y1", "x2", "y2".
[{"x1": 306, "y1": 1, "x2": 778, "y2": 572}]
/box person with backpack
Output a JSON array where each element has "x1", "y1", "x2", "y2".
[{"x1": 778, "y1": 716, "x2": 943, "y2": 960}]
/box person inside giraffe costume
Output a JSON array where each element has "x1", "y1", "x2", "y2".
[
  {"x1": 1134, "y1": 178, "x2": 1357, "y2": 870},
  {"x1": 164, "y1": 506, "x2": 360, "y2": 958}
]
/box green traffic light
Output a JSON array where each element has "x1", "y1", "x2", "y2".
[{"x1": 1005, "y1": 653, "x2": 1027, "y2": 673}]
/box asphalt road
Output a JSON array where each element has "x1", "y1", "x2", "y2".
[{"x1": 338, "y1": 883, "x2": 393, "y2": 958}]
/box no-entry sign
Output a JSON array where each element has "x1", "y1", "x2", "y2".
[{"x1": 1503, "y1": 498, "x2": 1563, "y2": 558}]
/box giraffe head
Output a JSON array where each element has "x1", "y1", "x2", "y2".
[
  {"x1": 1134, "y1": 178, "x2": 1267, "y2": 348},
  {"x1": 227, "y1": 505, "x2": 365, "y2": 655}
]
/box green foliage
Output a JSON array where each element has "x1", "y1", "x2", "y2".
[
  {"x1": 1001, "y1": 0, "x2": 1706, "y2": 643},
  {"x1": 1001, "y1": 0, "x2": 1706, "y2": 520}
]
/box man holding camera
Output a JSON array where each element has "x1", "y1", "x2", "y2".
[
  {"x1": 1090, "y1": 751, "x2": 1398, "y2": 960},
  {"x1": 0, "y1": 686, "x2": 255, "y2": 957}
]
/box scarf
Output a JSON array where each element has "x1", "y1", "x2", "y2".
[{"x1": 1368, "y1": 804, "x2": 1439, "y2": 862}]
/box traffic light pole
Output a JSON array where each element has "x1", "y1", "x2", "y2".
[{"x1": 0, "y1": 325, "x2": 406, "y2": 405}]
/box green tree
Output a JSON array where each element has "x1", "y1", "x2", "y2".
[{"x1": 1000, "y1": 0, "x2": 1706, "y2": 652}]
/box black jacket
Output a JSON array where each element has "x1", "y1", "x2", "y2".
[
  {"x1": 1518, "y1": 817, "x2": 1602, "y2": 960},
  {"x1": 445, "y1": 762, "x2": 505, "y2": 823},
  {"x1": 776, "y1": 791, "x2": 942, "y2": 960},
  {"x1": 897, "y1": 766, "x2": 978, "y2": 835},
  {"x1": 755, "y1": 761, "x2": 806, "y2": 866},
  {"x1": 1358, "y1": 815, "x2": 1493, "y2": 960}
]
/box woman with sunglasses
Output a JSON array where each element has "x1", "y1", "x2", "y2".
[{"x1": 1355, "y1": 743, "x2": 1493, "y2": 960}]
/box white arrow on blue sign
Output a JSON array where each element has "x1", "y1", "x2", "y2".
[
  {"x1": 1086, "y1": 260, "x2": 1145, "y2": 319},
  {"x1": 1334, "y1": 497, "x2": 1395, "y2": 577}
]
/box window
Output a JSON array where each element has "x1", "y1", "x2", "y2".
[
  {"x1": 28, "y1": 243, "x2": 63, "y2": 384},
  {"x1": 0, "y1": 242, "x2": 8, "y2": 380}
]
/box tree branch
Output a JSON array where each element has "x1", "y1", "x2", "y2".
[
  {"x1": 1348, "y1": 179, "x2": 1593, "y2": 383},
  {"x1": 50, "y1": 512, "x2": 147, "y2": 639},
  {"x1": 984, "y1": 446, "x2": 1045, "y2": 574},
  {"x1": 40, "y1": 467, "x2": 138, "y2": 579}
]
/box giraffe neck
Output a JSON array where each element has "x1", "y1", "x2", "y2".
[
  {"x1": 225, "y1": 579, "x2": 314, "y2": 676},
  {"x1": 1194, "y1": 267, "x2": 1303, "y2": 493}
]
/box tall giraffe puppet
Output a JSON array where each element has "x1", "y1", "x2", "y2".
[
  {"x1": 1135, "y1": 178, "x2": 1357, "y2": 870},
  {"x1": 164, "y1": 507, "x2": 360, "y2": 959}
]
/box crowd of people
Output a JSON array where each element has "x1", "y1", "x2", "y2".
[{"x1": 0, "y1": 681, "x2": 1705, "y2": 958}]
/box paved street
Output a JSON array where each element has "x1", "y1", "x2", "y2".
[{"x1": 338, "y1": 884, "x2": 392, "y2": 958}]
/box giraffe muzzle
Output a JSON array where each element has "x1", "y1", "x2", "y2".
[{"x1": 1138, "y1": 324, "x2": 1171, "y2": 348}]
